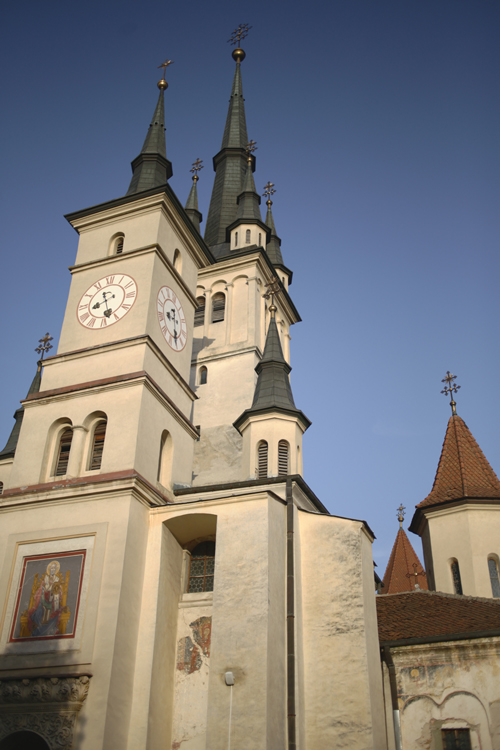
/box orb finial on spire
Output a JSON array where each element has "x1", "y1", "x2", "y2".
[
  {"x1": 441, "y1": 371, "x2": 461, "y2": 415},
  {"x1": 263, "y1": 181, "x2": 276, "y2": 207},
  {"x1": 228, "y1": 24, "x2": 252, "y2": 63},
  {"x1": 396, "y1": 504, "x2": 406, "y2": 529},
  {"x1": 190, "y1": 158, "x2": 204, "y2": 183},
  {"x1": 245, "y1": 140, "x2": 257, "y2": 164},
  {"x1": 157, "y1": 58, "x2": 174, "y2": 90}
]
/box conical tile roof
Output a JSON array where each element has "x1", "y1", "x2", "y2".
[
  {"x1": 418, "y1": 415, "x2": 500, "y2": 509},
  {"x1": 126, "y1": 88, "x2": 172, "y2": 195},
  {"x1": 381, "y1": 527, "x2": 428, "y2": 594}
]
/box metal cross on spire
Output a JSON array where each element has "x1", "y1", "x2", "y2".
[
  {"x1": 441, "y1": 371, "x2": 461, "y2": 415},
  {"x1": 262, "y1": 277, "x2": 281, "y2": 315},
  {"x1": 246, "y1": 140, "x2": 257, "y2": 164},
  {"x1": 263, "y1": 182, "x2": 276, "y2": 206},
  {"x1": 228, "y1": 24, "x2": 252, "y2": 46},
  {"x1": 396, "y1": 504, "x2": 406, "y2": 529},
  {"x1": 190, "y1": 158, "x2": 204, "y2": 182},
  {"x1": 157, "y1": 59, "x2": 174, "y2": 90},
  {"x1": 35, "y1": 333, "x2": 53, "y2": 361}
]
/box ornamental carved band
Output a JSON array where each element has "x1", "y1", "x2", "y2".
[{"x1": 0, "y1": 675, "x2": 90, "y2": 750}]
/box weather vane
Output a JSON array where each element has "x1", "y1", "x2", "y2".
[
  {"x1": 441, "y1": 371, "x2": 461, "y2": 415},
  {"x1": 35, "y1": 333, "x2": 53, "y2": 361},
  {"x1": 228, "y1": 24, "x2": 252, "y2": 47},
  {"x1": 263, "y1": 182, "x2": 276, "y2": 206},
  {"x1": 246, "y1": 140, "x2": 257, "y2": 164},
  {"x1": 396, "y1": 504, "x2": 406, "y2": 529},
  {"x1": 157, "y1": 59, "x2": 174, "y2": 90},
  {"x1": 190, "y1": 159, "x2": 204, "y2": 182}
]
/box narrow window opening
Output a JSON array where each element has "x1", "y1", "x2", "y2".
[
  {"x1": 173, "y1": 248, "x2": 182, "y2": 274},
  {"x1": 211, "y1": 293, "x2": 225, "y2": 323},
  {"x1": 258, "y1": 232, "x2": 262, "y2": 246},
  {"x1": 278, "y1": 440, "x2": 289, "y2": 476},
  {"x1": 245, "y1": 229, "x2": 251, "y2": 244},
  {"x1": 54, "y1": 429, "x2": 73, "y2": 477},
  {"x1": 451, "y1": 560, "x2": 463, "y2": 595},
  {"x1": 199, "y1": 366, "x2": 207, "y2": 385},
  {"x1": 194, "y1": 297, "x2": 205, "y2": 327},
  {"x1": 234, "y1": 232, "x2": 238, "y2": 247},
  {"x1": 89, "y1": 421, "x2": 106, "y2": 471},
  {"x1": 157, "y1": 430, "x2": 173, "y2": 487},
  {"x1": 488, "y1": 558, "x2": 500, "y2": 598},
  {"x1": 257, "y1": 441, "x2": 268, "y2": 479},
  {"x1": 0, "y1": 482, "x2": 3, "y2": 495},
  {"x1": 188, "y1": 541, "x2": 216, "y2": 592},
  {"x1": 115, "y1": 238, "x2": 124, "y2": 255},
  {"x1": 441, "y1": 728, "x2": 472, "y2": 750}
]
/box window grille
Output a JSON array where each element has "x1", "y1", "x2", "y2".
[
  {"x1": 441, "y1": 728, "x2": 472, "y2": 750},
  {"x1": 488, "y1": 558, "x2": 500, "y2": 598},
  {"x1": 200, "y1": 367, "x2": 207, "y2": 385},
  {"x1": 278, "y1": 440, "x2": 289, "y2": 476},
  {"x1": 194, "y1": 297, "x2": 205, "y2": 327},
  {"x1": 451, "y1": 560, "x2": 463, "y2": 595},
  {"x1": 211, "y1": 293, "x2": 225, "y2": 323},
  {"x1": 257, "y1": 441, "x2": 268, "y2": 479},
  {"x1": 245, "y1": 229, "x2": 251, "y2": 244},
  {"x1": 116, "y1": 238, "x2": 124, "y2": 254},
  {"x1": 89, "y1": 422, "x2": 106, "y2": 471},
  {"x1": 55, "y1": 429, "x2": 73, "y2": 476},
  {"x1": 188, "y1": 541, "x2": 216, "y2": 593},
  {"x1": 0, "y1": 482, "x2": 3, "y2": 495}
]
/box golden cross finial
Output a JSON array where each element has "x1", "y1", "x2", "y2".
[
  {"x1": 228, "y1": 24, "x2": 252, "y2": 47},
  {"x1": 263, "y1": 182, "x2": 276, "y2": 206},
  {"x1": 263, "y1": 277, "x2": 281, "y2": 314},
  {"x1": 190, "y1": 158, "x2": 204, "y2": 183},
  {"x1": 157, "y1": 59, "x2": 174, "y2": 90},
  {"x1": 397, "y1": 504, "x2": 406, "y2": 529},
  {"x1": 246, "y1": 140, "x2": 257, "y2": 164},
  {"x1": 441, "y1": 371, "x2": 461, "y2": 415},
  {"x1": 35, "y1": 332, "x2": 53, "y2": 361}
]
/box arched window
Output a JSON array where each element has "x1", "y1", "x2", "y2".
[
  {"x1": 188, "y1": 541, "x2": 216, "y2": 593},
  {"x1": 194, "y1": 296, "x2": 205, "y2": 327},
  {"x1": 199, "y1": 366, "x2": 207, "y2": 385},
  {"x1": 488, "y1": 558, "x2": 500, "y2": 598},
  {"x1": 0, "y1": 482, "x2": 3, "y2": 495},
  {"x1": 173, "y1": 248, "x2": 182, "y2": 274},
  {"x1": 245, "y1": 229, "x2": 251, "y2": 244},
  {"x1": 157, "y1": 430, "x2": 173, "y2": 488},
  {"x1": 441, "y1": 729, "x2": 472, "y2": 750},
  {"x1": 115, "y1": 238, "x2": 124, "y2": 254},
  {"x1": 278, "y1": 440, "x2": 289, "y2": 476},
  {"x1": 0, "y1": 731, "x2": 51, "y2": 750},
  {"x1": 211, "y1": 293, "x2": 225, "y2": 323},
  {"x1": 54, "y1": 428, "x2": 73, "y2": 476},
  {"x1": 89, "y1": 421, "x2": 106, "y2": 470},
  {"x1": 234, "y1": 232, "x2": 238, "y2": 247},
  {"x1": 451, "y1": 559, "x2": 463, "y2": 595},
  {"x1": 257, "y1": 441, "x2": 268, "y2": 479}
]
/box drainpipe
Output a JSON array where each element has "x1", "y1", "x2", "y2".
[
  {"x1": 382, "y1": 646, "x2": 402, "y2": 750},
  {"x1": 286, "y1": 477, "x2": 296, "y2": 750}
]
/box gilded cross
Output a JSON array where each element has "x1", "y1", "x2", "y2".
[
  {"x1": 263, "y1": 182, "x2": 276, "y2": 205},
  {"x1": 441, "y1": 371, "x2": 461, "y2": 416},
  {"x1": 35, "y1": 333, "x2": 53, "y2": 361},
  {"x1": 228, "y1": 24, "x2": 252, "y2": 46},
  {"x1": 397, "y1": 504, "x2": 406, "y2": 529},
  {"x1": 190, "y1": 159, "x2": 204, "y2": 182},
  {"x1": 262, "y1": 277, "x2": 281, "y2": 311},
  {"x1": 157, "y1": 59, "x2": 174, "y2": 76}
]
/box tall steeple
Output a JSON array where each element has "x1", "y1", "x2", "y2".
[
  {"x1": 126, "y1": 63, "x2": 173, "y2": 196},
  {"x1": 204, "y1": 34, "x2": 252, "y2": 254}
]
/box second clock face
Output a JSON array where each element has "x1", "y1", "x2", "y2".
[
  {"x1": 77, "y1": 274, "x2": 138, "y2": 329},
  {"x1": 157, "y1": 285, "x2": 187, "y2": 351}
]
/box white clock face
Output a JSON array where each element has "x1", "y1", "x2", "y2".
[
  {"x1": 77, "y1": 274, "x2": 138, "y2": 329},
  {"x1": 157, "y1": 286, "x2": 187, "y2": 351}
]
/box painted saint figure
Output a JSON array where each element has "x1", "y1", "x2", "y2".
[{"x1": 26, "y1": 560, "x2": 67, "y2": 636}]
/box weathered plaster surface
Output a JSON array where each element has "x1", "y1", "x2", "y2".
[{"x1": 192, "y1": 425, "x2": 242, "y2": 486}]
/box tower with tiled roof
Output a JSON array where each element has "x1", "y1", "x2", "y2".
[
  {"x1": 409, "y1": 374, "x2": 500, "y2": 598},
  {"x1": 381, "y1": 505, "x2": 429, "y2": 594}
]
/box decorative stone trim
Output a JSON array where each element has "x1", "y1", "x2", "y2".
[{"x1": 0, "y1": 675, "x2": 90, "y2": 750}]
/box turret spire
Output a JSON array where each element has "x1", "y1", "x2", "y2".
[
  {"x1": 263, "y1": 183, "x2": 285, "y2": 267},
  {"x1": 204, "y1": 29, "x2": 253, "y2": 254},
  {"x1": 185, "y1": 159, "x2": 203, "y2": 233},
  {"x1": 126, "y1": 62, "x2": 173, "y2": 196}
]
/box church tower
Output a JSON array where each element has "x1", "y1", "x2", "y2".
[{"x1": 409, "y1": 373, "x2": 500, "y2": 598}]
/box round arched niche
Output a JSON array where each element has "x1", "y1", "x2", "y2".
[{"x1": 0, "y1": 731, "x2": 50, "y2": 750}]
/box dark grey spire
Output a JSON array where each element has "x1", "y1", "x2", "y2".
[
  {"x1": 264, "y1": 201, "x2": 284, "y2": 267},
  {"x1": 235, "y1": 161, "x2": 263, "y2": 222},
  {"x1": 0, "y1": 364, "x2": 42, "y2": 460},
  {"x1": 233, "y1": 311, "x2": 310, "y2": 432},
  {"x1": 126, "y1": 85, "x2": 173, "y2": 196},
  {"x1": 185, "y1": 178, "x2": 203, "y2": 233},
  {"x1": 204, "y1": 56, "x2": 251, "y2": 253}
]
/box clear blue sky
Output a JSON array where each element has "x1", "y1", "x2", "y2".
[{"x1": 1, "y1": 0, "x2": 499, "y2": 575}]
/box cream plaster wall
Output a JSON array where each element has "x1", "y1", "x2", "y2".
[
  {"x1": 421, "y1": 505, "x2": 500, "y2": 598},
  {"x1": 298, "y1": 510, "x2": 386, "y2": 749},
  {"x1": 240, "y1": 415, "x2": 304, "y2": 479},
  {"x1": 391, "y1": 638, "x2": 500, "y2": 750}
]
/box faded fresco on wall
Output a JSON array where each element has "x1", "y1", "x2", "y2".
[
  {"x1": 176, "y1": 616, "x2": 212, "y2": 675},
  {"x1": 9, "y1": 550, "x2": 86, "y2": 641}
]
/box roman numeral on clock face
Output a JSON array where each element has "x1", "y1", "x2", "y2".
[{"x1": 77, "y1": 274, "x2": 138, "y2": 329}]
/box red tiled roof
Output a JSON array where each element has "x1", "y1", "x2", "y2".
[
  {"x1": 417, "y1": 415, "x2": 500, "y2": 510},
  {"x1": 377, "y1": 590, "x2": 500, "y2": 643},
  {"x1": 381, "y1": 528, "x2": 428, "y2": 594}
]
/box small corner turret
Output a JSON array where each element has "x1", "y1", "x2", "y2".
[{"x1": 185, "y1": 159, "x2": 204, "y2": 233}]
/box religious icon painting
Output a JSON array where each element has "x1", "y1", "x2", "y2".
[{"x1": 9, "y1": 550, "x2": 86, "y2": 642}]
